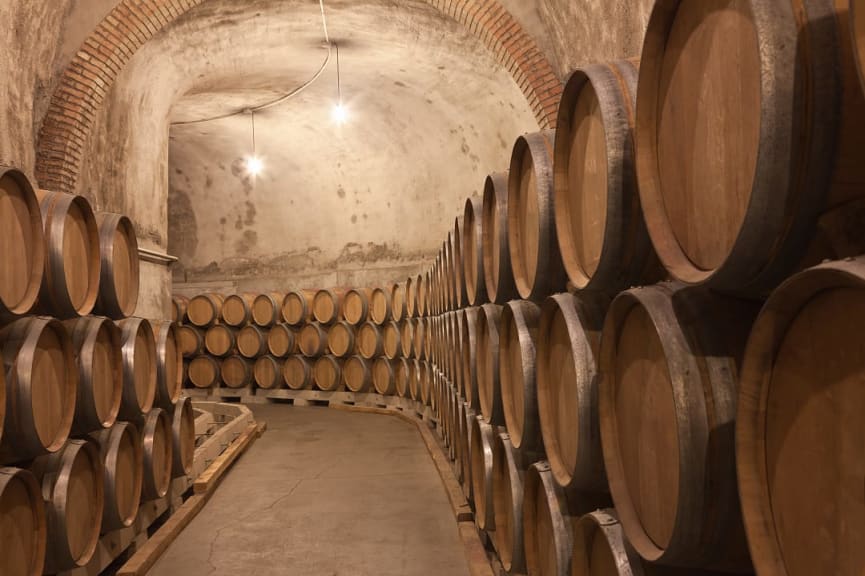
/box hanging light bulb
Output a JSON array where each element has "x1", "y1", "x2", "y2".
[
  {"x1": 246, "y1": 155, "x2": 263, "y2": 176},
  {"x1": 332, "y1": 101, "x2": 348, "y2": 124}
]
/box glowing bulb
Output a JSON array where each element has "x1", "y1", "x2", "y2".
[
  {"x1": 332, "y1": 101, "x2": 348, "y2": 124},
  {"x1": 246, "y1": 156, "x2": 263, "y2": 176}
]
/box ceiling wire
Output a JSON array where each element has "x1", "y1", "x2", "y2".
[{"x1": 171, "y1": 0, "x2": 333, "y2": 126}]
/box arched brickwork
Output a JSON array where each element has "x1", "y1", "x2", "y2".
[{"x1": 36, "y1": 0, "x2": 562, "y2": 194}]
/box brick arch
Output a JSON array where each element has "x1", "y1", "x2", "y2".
[{"x1": 36, "y1": 0, "x2": 562, "y2": 194}]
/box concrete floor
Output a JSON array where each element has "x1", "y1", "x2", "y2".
[{"x1": 150, "y1": 404, "x2": 471, "y2": 576}]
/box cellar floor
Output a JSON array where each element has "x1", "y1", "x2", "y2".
[{"x1": 150, "y1": 404, "x2": 471, "y2": 576}]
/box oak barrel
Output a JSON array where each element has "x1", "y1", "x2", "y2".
[
  {"x1": 117, "y1": 318, "x2": 157, "y2": 419},
  {"x1": 343, "y1": 355, "x2": 372, "y2": 393},
  {"x1": 298, "y1": 323, "x2": 328, "y2": 357},
  {"x1": 186, "y1": 293, "x2": 223, "y2": 328},
  {"x1": 171, "y1": 295, "x2": 188, "y2": 324},
  {"x1": 401, "y1": 318, "x2": 416, "y2": 359},
  {"x1": 204, "y1": 324, "x2": 235, "y2": 357},
  {"x1": 342, "y1": 288, "x2": 371, "y2": 326},
  {"x1": 177, "y1": 325, "x2": 203, "y2": 357},
  {"x1": 369, "y1": 286, "x2": 392, "y2": 325},
  {"x1": 418, "y1": 360, "x2": 432, "y2": 406},
  {"x1": 391, "y1": 282, "x2": 407, "y2": 322},
  {"x1": 220, "y1": 293, "x2": 256, "y2": 327},
  {"x1": 170, "y1": 396, "x2": 195, "y2": 477},
  {"x1": 395, "y1": 358, "x2": 411, "y2": 398},
  {"x1": 188, "y1": 355, "x2": 219, "y2": 389},
  {"x1": 93, "y1": 213, "x2": 139, "y2": 318},
  {"x1": 408, "y1": 360, "x2": 422, "y2": 401},
  {"x1": 251, "y1": 292, "x2": 283, "y2": 327},
  {"x1": 461, "y1": 307, "x2": 480, "y2": 410},
  {"x1": 0, "y1": 168, "x2": 45, "y2": 320},
  {"x1": 220, "y1": 355, "x2": 252, "y2": 388},
  {"x1": 382, "y1": 320, "x2": 402, "y2": 360},
  {"x1": 90, "y1": 422, "x2": 142, "y2": 532},
  {"x1": 0, "y1": 466, "x2": 46, "y2": 576},
  {"x1": 523, "y1": 461, "x2": 573, "y2": 576},
  {"x1": 406, "y1": 275, "x2": 418, "y2": 318},
  {"x1": 312, "y1": 288, "x2": 345, "y2": 325},
  {"x1": 372, "y1": 358, "x2": 396, "y2": 396},
  {"x1": 356, "y1": 321, "x2": 384, "y2": 359},
  {"x1": 415, "y1": 273, "x2": 427, "y2": 317},
  {"x1": 281, "y1": 289, "x2": 315, "y2": 326},
  {"x1": 327, "y1": 321, "x2": 356, "y2": 358},
  {"x1": 313, "y1": 355, "x2": 343, "y2": 391},
  {"x1": 140, "y1": 407, "x2": 172, "y2": 500},
  {"x1": 482, "y1": 172, "x2": 517, "y2": 304},
  {"x1": 476, "y1": 303, "x2": 504, "y2": 425},
  {"x1": 854, "y1": 1, "x2": 865, "y2": 91},
  {"x1": 283, "y1": 355, "x2": 313, "y2": 390},
  {"x1": 153, "y1": 321, "x2": 182, "y2": 408},
  {"x1": 452, "y1": 216, "x2": 468, "y2": 309},
  {"x1": 237, "y1": 325, "x2": 267, "y2": 358},
  {"x1": 463, "y1": 195, "x2": 488, "y2": 306},
  {"x1": 253, "y1": 355, "x2": 283, "y2": 390},
  {"x1": 492, "y1": 431, "x2": 526, "y2": 573},
  {"x1": 266, "y1": 324, "x2": 295, "y2": 357}
]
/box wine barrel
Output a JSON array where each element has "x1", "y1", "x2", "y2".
[
  {"x1": 327, "y1": 321, "x2": 356, "y2": 358},
  {"x1": 186, "y1": 293, "x2": 223, "y2": 328},
  {"x1": 453, "y1": 398, "x2": 468, "y2": 482},
  {"x1": 34, "y1": 190, "x2": 99, "y2": 318},
  {"x1": 554, "y1": 61, "x2": 660, "y2": 293},
  {"x1": 460, "y1": 307, "x2": 480, "y2": 411},
  {"x1": 492, "y1": 431, "x2": 526, "y2": 573},
  {"x1": 391, "y1": 282, "x2": 407, "y2": 322},
  {"x1": 356, "y1": 321, "x2": 383, "y2": 359},
  {"x1": 401, "y1": 318, "x2": 415, "y2": 359},
  {"x1": 188, "y1": 355, "x2": 219, "y2": 389},
  {"x1": 0, "y1": 317, "x2": 76, "y2": 463},
  {"x1": 523, "y1": 461, "x2": 573, "y2": 576},
  {"x1": 409, "y1": 360, "x2": 422, "y2": 402},
  {"x1": 266, "y1": 324, "x2": 295, "y2": 357},
  {"x1": 220, "y1": 355, "x2": 252, "y2": 388},
  {"x1": 469, "y1": 416, "x2": 496, "y2": 532},
  {"x1": 312, "y1": 288, "x2": 345, "y2": 325},
  {"x1": 171, "y1": 295, "x2": 188, "y2": 324},
  {"x1": 395, "y1": 358, "x2": 411, "y2": 398},
  {"x1": 476, "y1": 303, "x2": 504, "y2": 425},
  {"x1": 170, "y1": 396, "x2": 195, "y2": 477},
  {"x1": 283, "y1": 355, "x2": 313, "y2": 390},
  {"x1": 369, "y1": 286, "x2": 391, "y2": 325},
  {"x1": 450, "y1": 312, "x2": 463, "y2": 396},
  {"x1": 0, "y1": 168, "x2": 45, "y2": 321},
  {"x1": 459, "y1": 404, "x2": 476, "y2": 501},
  {"x1": 343, "y1": 355, "x2": 372, "y2": 393},
  {"x1": 204, "y1": 324, "x2": 235, "y2": 357},
  {"x1": 463, "y1": 195, "x2": 488, "y2": 306},
  {"x1": 419, "y1": 360, "x2": 432, "y2": 406},
  {"x1": 500, "y1": 300, "x2": 544, "y2": 461},
  {"x1": 452, "y1": 216, "x2": 468, "y2": 309},
  {"x1": 636, "y1": 0, "x2": 865, "y2": 294},
  {"x1": 64, "y1": 316, "x2": 121, "y2": 435},
  {"x1": 416, "y1": 273, "x2": 427, "y2": 317},
  {"x1": 313, "y1": 355, "x2": 343, "y2": 391},
  {"x1": 140, "y1": 407, "x2": 172, "y2": 500},
  {"x1": 342, "y1": 288, "x2": 371, "y2": 326},
  {"x1": 372, "y1": 358, "x2": 396, "y2": 396},
  {"x1": 298, "y1": 323, "x2": 328, "y2": 357},
  {"x1": 220, "y1": 293, "x2": 256, "y2": 327},
  {"x1": 281, "y1": 289, "x2": 315, "y2": 326},
  {"x1": 253, "y1": 355, "x2": 283, "y2": 390},
  {"x1": 94, "y1": 213, "x2": 139, "y2": 318},
  {"x1": 31, "y1": 439, "x2": 103, "y2": 573},
  {"x1": 405, "y1": 276, "x2": 418, "y2": 318},
  {"x1": 854, "y1": 2, "x2": 865, "y2": 91},
  {"x1": 443, "y1": 234, "x2": 455, "y2": 312},
  {"x1": 251, "y1": 292, "x2": 283, "y2": 327},
  {"x1": 599, "y1": 283, "x2": 756, "y2": 570},
  {"x1": 737, "y1": 257, "x2": 865, "y2": 576},
  {"x1": 117, "y1": 318, "x2": 156, "y2": 420},
  {"x1": 236, "y1": 325, "x2": 267, "y2": 358},
  {"x1": 536, "y1": 292, "x2": 609, "y2": 496},
  {"x1": 382, "y1": 320, "x2": 402, "y2": 360},
  {"x1": 0, "y1": 466, "x2": 46, "y2": 576},
  {"x1": 508, "y1": 130, "x2": 566, "y2": 300},
  {"x1": 482, "y1": 172, "x2": 518, "y2": 304},
  {"x1": 177, "y1": 325, "x2": 203, "y2": 357},
  {"x1": 153, "y1": 321, "x2": 182, "y2": 408},
  {"x1": 90, "y1": 422, "x2": 142, "y2": 532}
]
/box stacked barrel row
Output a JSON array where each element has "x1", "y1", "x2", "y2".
[
  {"x1": 410, "y1": 3, "x2": 865, "y2": 576},
  {"x1": 174, "y1": 286, "x2": 437, "y2": 402},
  {"x1": 0, "y1": 168, "x2": 194, "y2": 576}
]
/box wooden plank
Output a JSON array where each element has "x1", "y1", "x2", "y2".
[
  {"x1": 458, "y1": 521, "x2": 496, "y2": 576},
  {"x1": 193, "y1": 422, "x2": 262, "y2": 494}
]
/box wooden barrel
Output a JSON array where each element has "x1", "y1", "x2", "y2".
[
  {"x1": 281, "y1": 289, "x2": 315, "y2": 326},
  {"x1": 283, "y1": 355, "x2": 313, "y2": 390},
  {"x1": 469, "y1": 416, "x2": 496, "y2": 531},
  {"x1": 220, "y1": 293, "x2": 256, "y2": 327},
  {"x1": 64, "y1": 316, "x2": 122, "y2": 435},
  {"x1": 395, "y1": 358, "x2": 411, "y2": 398},
  {"x1": 419, "y1": 360, "x2": 432, "y2": 406},
  {"x1": 481, "y1": 172, "x2": 517, "y2": 304},
  {"x1": 170, "y1": 396, "x2": 195, "y2": 477},
  {"x1": 204, "y1": 324, "x2": 235, "y2": 357},
  {"x1": 412, "y1": 317, "x2": 425, "y2": 360},
  {"x1": 382, "y1": 320, "x2": 402, "y2": 360},
  {"x1": 854, "y1": 2, "x2": 865, "y2": 91},
  {"x1": 253, "y1": 355, "x2": 283, "y2": 390},
  {"x1": 90, "y1": 422, "x2": 142, "y2": 531},
  {"x1": 298, "y1": 323, "x2": 328, "y2": 357},
  {"x1": 0, "y1": 317, "x2": 76, "y2": 463},
  {"x1": 343, "y1": 355, "x2": 372, "y2": 393},
  {"x1": 188, "y1": 355, "x2": 219, "y2": 389},
  {"x1": 356, "y1": 321, "x2": 383, "y2": 359},
  {"x1": 117, "y1": 318, "x2": 156, "y2": 420},
  {"x1": 342, "y1": 288, "x2": 371, "y2": 326},
  {"x1": 327, "y1": 321, "x2": 356, "y2": 358},
  {"x1": 313, "y1": 355, "x2": 343, "y2": 391},
  {"x1": 372, "y1": 358, "x2": 395, "y2": 395},
  {"x1": 460, "y1": 307, "x2": 480, "y2": 411},
  {"x1": 737, "y1": 257, "x2": 865, "y2": 576},
  {"x1": 523, "y1": 461, "x2": 573, "y2": 576},
  {"x1": 400, "y1": 318, "x2": 415, "y2": 358},
  {"x1": 463, "y1": 195, "x2": 488, "y2": 306},
  {"x1": 405, "y1": 276, "x2": 417, "y2": 318},
  {"x1": 453, "y1": 399, "x2": 468, "y2": 483},
  {"x1": 369, "y1": 286, "x2": 391, "y2": 325},
  {"x1": 153, "y1": 321, "x2": 182, "y2": 408},
  {"x1": 459, "y1": 404, "x2": 476, "y2": 501},
  {"x1": 171, "y1": 295, "x2": 188, "y2": 324},
  {"x1": 536, "y1": 292, "x2": 609, "y2": 496},
  {"x1": 0, "y1": 467, "x2": 46, "y2": 576},
  {"x1": 251, "y1": 292, "x2": 282, "y2": 327},
  {"x1": 636, "y1": 0, "x2": 865, "y2": 294},
  {"x1": 237, "y1": 325, "x2": 267, "y2": 358},
  {"x1": 492, "y1": 431, "x2": 526, "y2": 573},
  {"x1": 186, "y1": 293, "x2": 223, "y2": 327},
  {"x1": 0, "y1": 168, "x2": 45, "y2": 321},
  {"x1": 94, "y1": 213, "x2": 139, "y2": 318},
  {"x1": 220, "y1": 355, "x2": 252, "y2": 389},
  {"x1": 31, "y1": 439, "x2": 103, "y2": 572},
  {"x1": 35, "y1": 190, "x2": 100, "y2": 318},
  {"x1": 391, "y1": 282, "x2": 407, "y2": 322},
  {"x1": 508, "y1": 130, "x2": 566, "y2": 300},
  {"x1": 554, "y1": 61, "x2": 660, "y2": 293},
  {"x1": 500, "y1": 300, "x2": 544, "y2": 460},
  {"x1": 177, "y1": 325, "x2": 203, "y2": 357},
  {"x1": 312, "y1": 288, "x2": 345, "y2": 325},
  {"x1": 476, "y1": 303, "x2": 504, "y2": 425},
  {"x1": 415, "y1": 273, "x2": 427, "y2": 317},
  {"x1": 443, "y1": 234, "x2": 454, "y2": 312},
  {"x1": 409, "y1": 360, "x2": 422, "y2": 401},
  {"x1": 452, "y1": 216, "x2": 468, "y2": 309},
  {"x1": 140, "y1": 408, "x2": 172, "y2": 500},
  {"x1": 599, "y1": 283, "x2": 756, "y2": 570},
  {"x1": 450, "y1": 312, "x2": 463, "y2": 396},
  {"x1": 266, "y1": 324, "x2": 295, "y2": 357}
]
